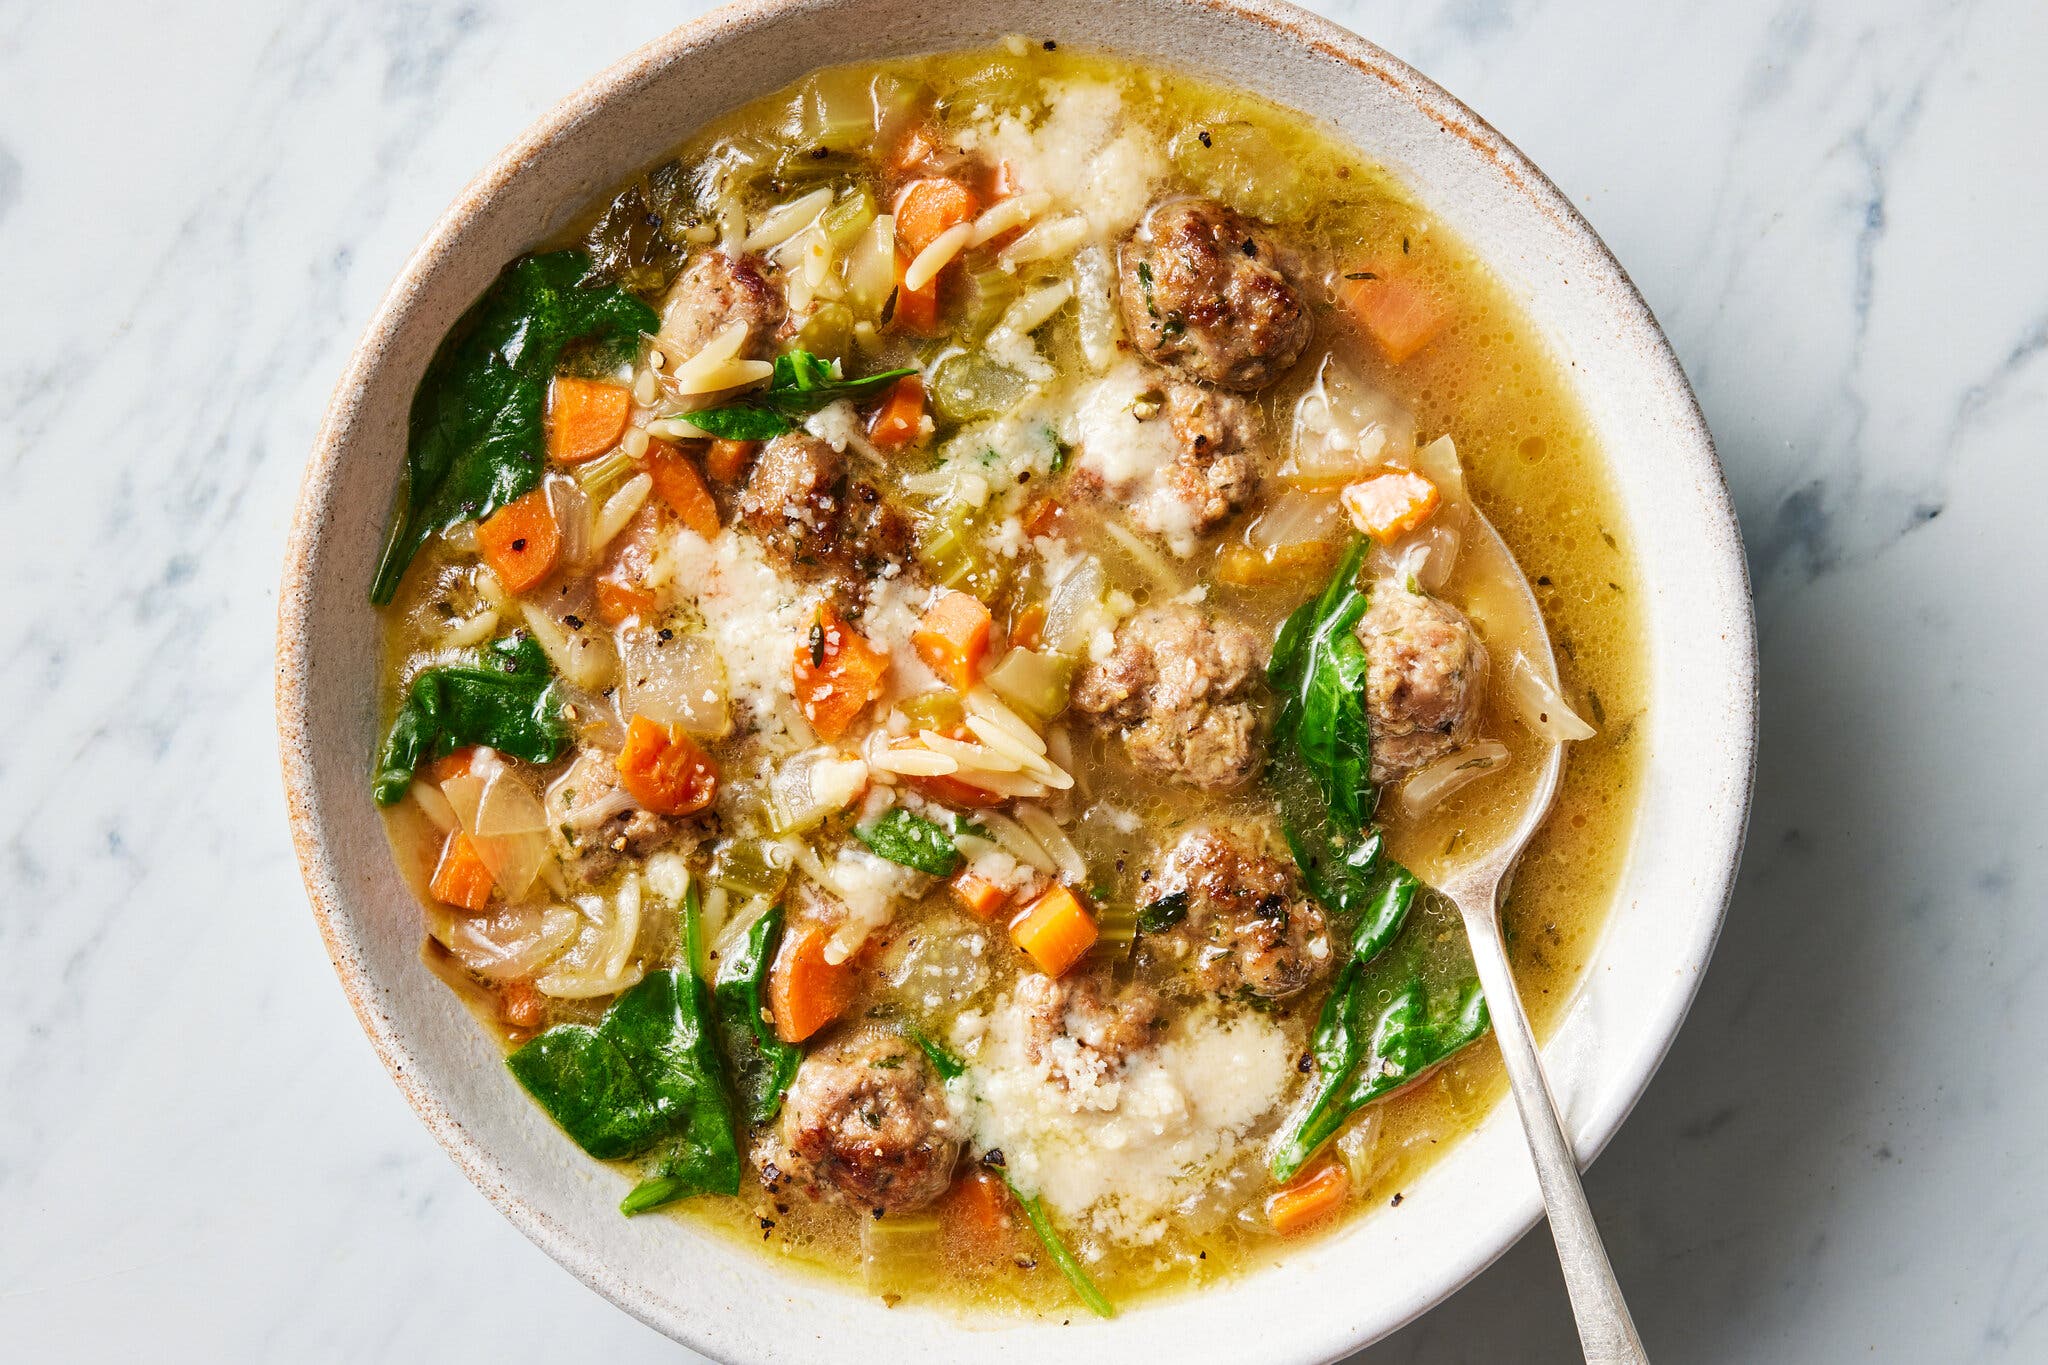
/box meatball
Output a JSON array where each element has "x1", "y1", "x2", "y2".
[
  {"x1": 1161, "y1": 379, "x2": 1263, "y2": 533},
  {"x1": 736, "y1": 431, "x2": 912, "y2": 596},
  {"x1": 1118, "y1": 198, "x2": 1311, "y2": 391},
  {"x1": 544, "y1": 748, "x2": 684, "y2": 883},
  {"x1": 738, "y1": 431, "x2": 843, "y2": 562},
  {"x1": 1071, "y1": 604, "x2": 1264, "y2": 789},
  {"x1": 658, "y1": 251, "x2": 783, "y2": 363},
  {"x1": 1357, "y1": 584, "x2": 1489, "y2": 783},
  {"x1": 1016, "y1": 969, "x2": 1162, "y2": 1090},
  {"x1": 1138, "y1": 827, "x2": 1332, "y2": 1001},
  {"x1": 756, "y1": 1031, "x2": 960, "y2": 1214}
]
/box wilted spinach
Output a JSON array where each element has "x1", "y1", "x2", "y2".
[
  {"x1": 855, "y1": 806, "x2": 963, "y2": 877},
  {"x1": 506, "y1": 883, "x2": 741, "y2": 1215},
  {"x1": 372, "y1": 633, "x2": 568, "y2": 804},
  {"x1": 370, "y1": 250, "x2": 659, "y2": 603},
  {"x1": 712, "y1": 904, "x2": 802, "y2": 1126},
  {"x1": 685, "y1": 349, "x2": 917, "y2": 440}
]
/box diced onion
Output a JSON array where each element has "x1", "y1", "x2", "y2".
[
  {"x1": 443, "y1": 903, "x2": 580, "y2": 982},
  {"x1": 1505, "y1": 652, "x2": 1598, "y2": 743},
  {"x1": 1042, "y1": 556, "x2": 1107, "y2": 655},
  {"x1": 410, "y1": 780, "x2": 457, "y2": 833},
  {"x1": 546, "y1": 476, "x2": 591, "y2": 571},
  {"x1": 981, "y1": 650, "x2": 1074, "y2": 723},
  {"x1": 772, "y1": 748, "x2": 871, "y2": 833},
  {"x1": 1283, "y1": 356, "x2": 1415, "y2": 486},
  {"x1": 1247, "y1": 489, "x2": 1345, "y2": 554},
  {"x1": 537, "y1": 880, "x2": 645, "y2": 999},
  {"x1": 861, "y1": 1209, "x2": 942, "y2": 1296},
  {"x1": 1408, "y1": 433, "x2": 1469, "y2": 505},
  {"x1": 618, "y1": 628, "x2": 731, "y2": 741},
  {"x1": 903, "y1": 221, "x2": 974, "y2": 293},
  {"x1": 1399, "y1": 740, "x2": 1511, "y2": 818},
  {"x1": 474, "y1": 768, "x2": 548, "y2": 837},
  {"x1": 1334, "y1": 1108, "x2": 1385, "y2": 1188}
]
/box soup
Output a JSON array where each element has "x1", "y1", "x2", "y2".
[{"x1": 371, "y1": 40, "x2": 1644, "y2": 1318}]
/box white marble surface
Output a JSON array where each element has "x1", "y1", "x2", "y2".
[{"x1": 2, "y1": 0, "x2": 2043, "y2": 1359}]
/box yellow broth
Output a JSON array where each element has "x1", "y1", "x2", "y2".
[{"x1": 376, "y1": 43, "x2": 1645, "y2": 1318}]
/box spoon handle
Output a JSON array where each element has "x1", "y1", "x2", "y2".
[{"x1": 1456, "y1": 898, "x2": 1649, "y2": 1364}]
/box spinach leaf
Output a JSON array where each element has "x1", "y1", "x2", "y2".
[
  {"x1": 1268, "y1": 876, "x2": 1491, "y2": 1181},
  {"x1": 712, "y1": 904, "x2": 802, "y2": 1126},
  {"x1": 1268, "y1": 537, "x2": 1377, "y2": 837},
  {"x1": 372, "y1": 633, "x2": 568, "y2": 804},
  {"x1": 505, "y1": 883, "x2": 741, "y2": 1213},
  {"x1": 370, "y1": 250, "x2": 659, "y2": 603},
  {"x1": 1136, "y1": 889, "x2": 1190, "y2": 934},
  {"x1": 685, "y1": 349, "x2": 917, "y2": 440},
  {"x1": 855, "y1": 807, "x2": 963, "y2": 877}
]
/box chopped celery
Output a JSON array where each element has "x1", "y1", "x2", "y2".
[
  {"x1": 819, "y1": 186, "x2": 877, "y2": 249},
  {"x1": 899, "y1": 689, "x2": 965, "y2": 733},
  {"x1": 706, "y1": 838, "x2": 790, "y2": 899},
  {"x1": 861, "y1": 1209, "x2": 943, "y2": 1298},
  {"x1": 794, "y1": 303, "x2": 854, "y2": 367},
  {"x1": 984, "y1": 647, "x2": 1074, "y2": 722},
  {"x1": 930, "y1": 351, "x2": 1028, "y2": 423},
  {"x1": 959, "y1": 264, "x2": 1022, "y2": 337},
  {"x1": 788, "y1": 69, "x2": 879, "y2": 152}
]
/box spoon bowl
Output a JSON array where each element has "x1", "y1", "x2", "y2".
[{"x1": 1432, "y1": 507, "x2": 1649, "y2": 1365}]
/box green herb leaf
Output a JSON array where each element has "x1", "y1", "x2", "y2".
[
  {"x1": 372, "y1": 633, "x2": 568, "y2": 804},
  {"x1": 371, "y1": 250, "x2": 658, "y2": 603},
  {"x1": 907, "y1": 1025, "x2": 966, "y2": 1082},
  {"x1": 1136, "y1": 889, "x2": 1190, "y2": 934},
  {"x1": 712, "y1": 904, "x2": 802, "y2": 1127},
  {"x1": 506, "y1": 883, "x2": 741, "y2": 1212},
  {"x1": 855, "y1": 807, "x2": 963, "y2": 877},
  {"x1": 684, "y1": 349, "x2": 917, "y2": 439}
]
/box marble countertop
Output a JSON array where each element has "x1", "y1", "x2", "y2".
[{"x1": 4, "y1": 0, "x2": 2042, "y2": 1359}]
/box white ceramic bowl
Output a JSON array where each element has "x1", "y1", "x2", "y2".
[{"x1": 277, "y1": 1, "x2": 1756, "y2": 1359}]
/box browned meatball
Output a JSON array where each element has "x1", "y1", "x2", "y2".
[
  {"x1": 1138, "y1": 827, "x2": 1332, "y2": 1001},
  {"x1": 737, "y1": 432, "x2": 912, "y2": 596},
  {"x1": 659, "y1": 251, "x2": 783, "y2": 362},
  {"x1": 1017, "y1": 970, "x2": 1163, "y2": 1088},
  {"x1": 1357, "y1": 584, "x2": 1489, "y2": 783},
  {"x1": 756, "y1": 1031, "x2": 960, "y2": 1214},
  {"x1": 1161, "y1": 379, "x2": 1263, "y2": 533},
  {"x1": 738, "y1": 432, "x2": 843, "y2": 562},
  {"x1": 1118, "y1": 199, "x2": 1311, "y2": 391},
  {"x1": 544, "y1": 748, "x2": 684, "y2": 883},
  {"x1": 1071, "y1": 604, "x2": 1264, "y2": 788}
]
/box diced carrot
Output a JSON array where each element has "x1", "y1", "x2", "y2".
[
  {"x1": 767, "y1": 920, "x2": 857, "y2": 1044},
  {"x1": 546, "y1": 375, "x2": 633, "y2": 464},
  {"x1": 1008, "y1": 602, "x2": 1046, "y2": 652},
  {"x1": 427, "y1": 747, "x2": 479, "y2": 785},
  {"x1": 1009, "y1": 884, "x2": 1098, "y2": 979},
  {"x1": 704, "y1": 438, "x2": 758, "y2": 484},
  {"x1": 594, "y1": 575, "x2": 659, "y2": 626},
  {"x1": 498, "y1": 979, "x2": 546, "y2": 1030},
  {"x1": 894, "y1": 177, "x2": 980, "y2": 256},
  {"x1": 1022, "y1": 497, "x2": 1066, "y2": 539},
  {"x1": 475, "y1": 488, "x2": 561, "y2": 594},
  {"x1": 1265, "y1": 1162, "x2": 1351, "y2": 1235},
  {"x1": 1216, "y1": 540, "x2": 1340, "y2": 588},
  {"x1": 429, "y1": 831, "x2": 494, "y2": 911},
  {"x1": 941, "y1": 1167, "x2": 1021, "y2": 1258},
  {"x1": 914, "y1": 590, "x2": 993, "y2": 691},
  {"x1": 641, "y1": 439, "x2": 721, "y2": 538},
  {"x1": 906, "y1": 773, "x2": 1008, "y2": 809},
  {"x1": 891, "y1": 246, "x2": 942, "y2": 335},
  {"x1": 792, "y1": 604, "x2": 891, "y2": 741},
  {"x1": 1335, "y1": 271, "x2": 1447, "y2": 364},
  {"x1": 867, "y1": 374, "x2": 927, "y2": 450},
  {"x1": 949, "y1": 868, "x2": 1010, "y2": 921},
  {"x1": 616, "y1": 714, "x2": 719, "y2": 816},
  {"x1": 1341, "y1": 470, "x2": 1441, "y2": 542}
]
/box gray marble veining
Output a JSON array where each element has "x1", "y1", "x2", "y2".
[{"x1": 2, "y1": 1, "x2": 2042, "y2": 1360}]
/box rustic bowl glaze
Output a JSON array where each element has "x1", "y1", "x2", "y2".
[{"x1": 277, "y1": 1, "x2": 1756, "y2": 1359}]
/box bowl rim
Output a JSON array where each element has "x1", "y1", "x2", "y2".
[{"x1": 278, "y1": 0, "x2": 1756, "y2": 1357}]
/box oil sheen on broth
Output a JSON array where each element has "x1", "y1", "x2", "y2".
[{"x1": 374, "y1": 43, "x2": 1645, "y2": 1319}]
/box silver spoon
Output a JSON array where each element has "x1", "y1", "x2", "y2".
[{"x1": 1427, "y1": 510, "x2": 1650, "y2": 1365}]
